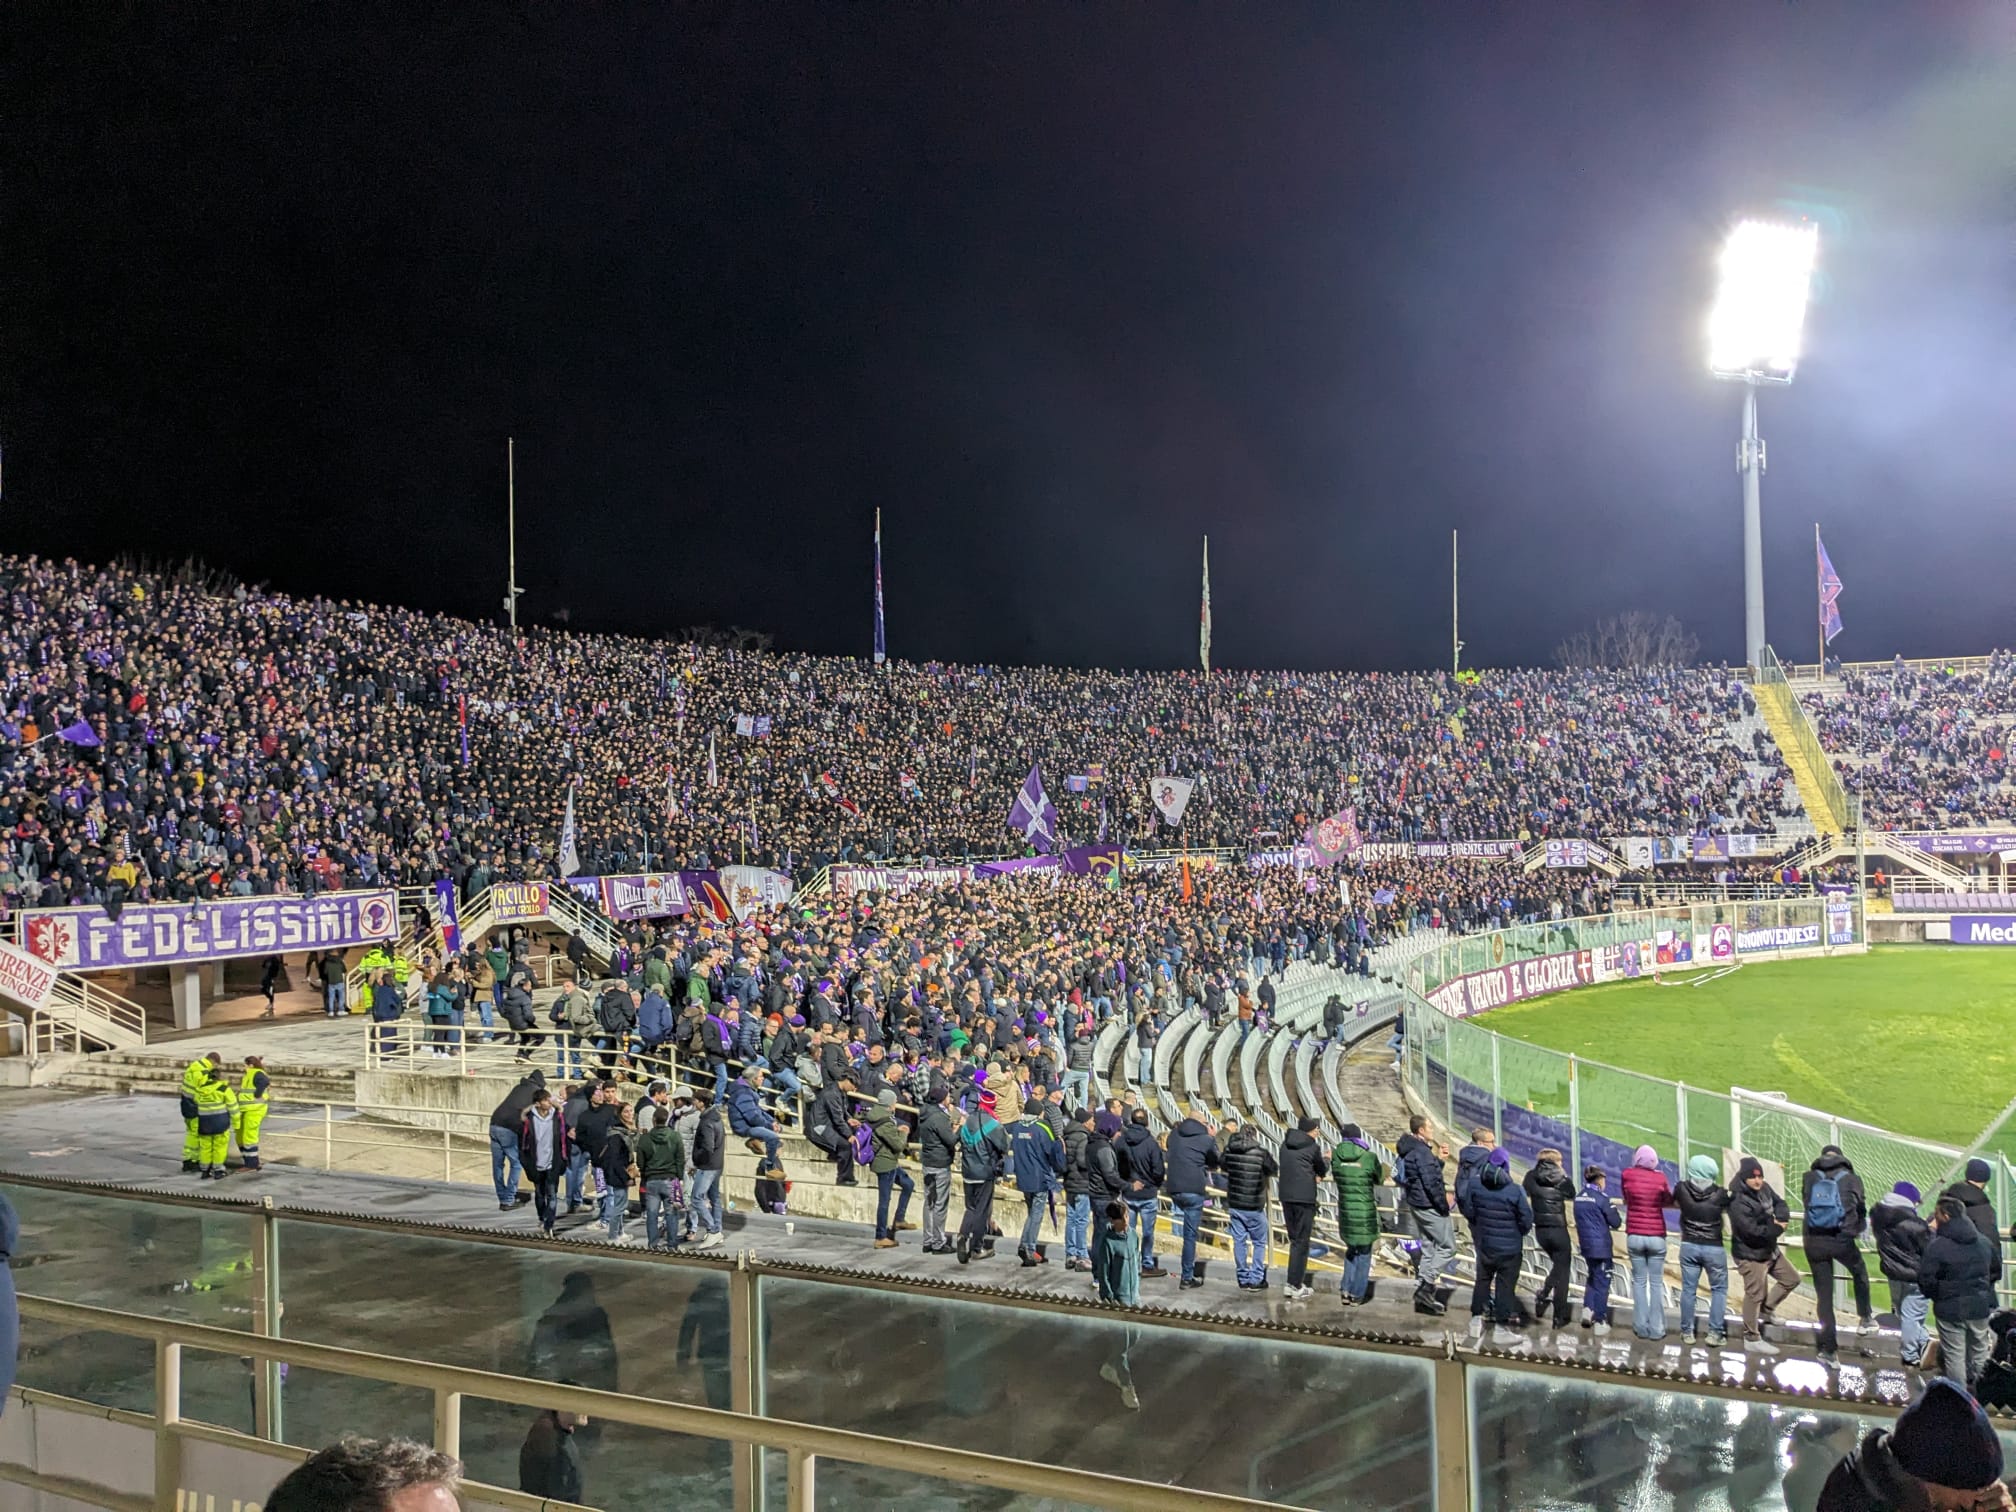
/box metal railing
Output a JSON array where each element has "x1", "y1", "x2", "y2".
[
  {"x1": 1758, "y1": 643, "x2": 1859, "y2": 835},
  {"x1": 29, "y1": 972, "x2": 149, "y2": 1055}
]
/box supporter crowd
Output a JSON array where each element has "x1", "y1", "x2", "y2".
[
  {"x1": 1806, "y1": 653, "x2": 2016, "y2": 828},
  {"x1": 0, "y1": 553, "x2": 1798, "y2": 913}
]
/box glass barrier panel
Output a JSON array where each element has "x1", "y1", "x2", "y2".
[
  {"x1": 1573, "y1": 1061, "x2": 1680, "y2": 1171},
  {"x1": 277, "y1": 1369, "x2": 431, "y2": 1452},
  {"x1": 761, "y1": 1452, "x2": 1109, "y2": 1512},
  {"x1": 0, "y1": 1179, "x2": 259, "y2": 1326},
  {"x1": 183, "y1": 1347, "x2": 258, "y2": 1437},
  {"x1": 468, "y1": 1410, "x2": 728, "y2": 1508},
  {"x1": 13, "y1": 1314, "x2": 155, "y2": 1413},
  {"x1": 758, "y1": 1275, "x2": 1435, "y2": 1510},
  {"x1": 1470, "y1": 1363, "x2": 1901, "y2": 1511}
]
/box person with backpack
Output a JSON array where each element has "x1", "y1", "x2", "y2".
[
  {"x1": 1801, "y1": 1144, "x2": 1876, "y2": 1366},
  {"x1": 1574, "y1": 1165, "x2": 1623, "y2": 1334},
  {"x1": 1521, "y1": 1147, "x2": 1576, "y2": 1329},
  {"x1": 955, "y1": 1103, "x2": 1010, "y2": 1265},
  {"x1": 1331, "y1": 1123, "x2": 1383, "y2": 1306},
  {"x1": 1674, "y1": 1154, "x2": 1734, "y2": 1346},
  {"x1": 1872, "y1": 1181, "x2": 1933, "y2": 1369}
]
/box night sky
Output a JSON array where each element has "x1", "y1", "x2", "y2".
[{"x1": 5, "y1": 3, "x2": 2013, "y2": 672}]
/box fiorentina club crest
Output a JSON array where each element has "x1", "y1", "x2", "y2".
[
  {"x1": 26, "y1": 915, "x2": 81, "y2": 968},
  {"x1": 1314, "y1": 815, "x2": 1352, "y2": 853},
  {"x1": 358, "y1": 896, "x2": 396, "y2": 939}
]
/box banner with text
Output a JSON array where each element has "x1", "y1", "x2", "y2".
[
  {"x1": 1425, "y1": 949, "x2": 1595, "y2": 1019},
  {"x1": 0, "y1": 936, "x2": 60, "y2": 1011},
  {"x1": 600, "y1": 873, "x2": 692, "y2": 921},
  {"x1": 829, "y1": 864, "x2": 974, "y2": 898},
  {"x1": 487, "y1": 881, "x2": 552, "y2": 926},
  {"x1": 20, "y1": 889, "x2": 400, "y2": 971}
]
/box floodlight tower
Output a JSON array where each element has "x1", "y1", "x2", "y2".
[{"x1": 1707, "y1": 219, "x2": 1819, "y2": 671}]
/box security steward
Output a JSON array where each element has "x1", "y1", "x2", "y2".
[
  {"x1": 191, "y1": 1058, "x2": 237, "y2": 1180},
  {"x1": 180, "y1": 1051, "x2": 224, "y2": 1173},
  {"x1": 235, "y1": 1056, "x2": 272, "y2": 1172}
]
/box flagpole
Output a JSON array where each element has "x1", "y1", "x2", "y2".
[
  {"x1": 1451, "y1": 529, "x2": 1461, "y2": 675},
  {"x1": 1815, "y1": 522, "x2": 1823, "y2": 675},
  {"x1": 505, "y1": 438, "x2": 521, "y2": 630}
]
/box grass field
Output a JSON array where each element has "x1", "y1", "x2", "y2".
[{"x1": 1474, "y1": 945, "x2": 2016, "y2": 1148}]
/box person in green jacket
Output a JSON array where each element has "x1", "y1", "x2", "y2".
[
  {"x1": 635, "y1": 1108, "x2": 687, "y2": 1252},
  {"x1": 865, "y1": 1090, "x2": 915, "y2": 1247},
  {"x1": 1332, "y1": 1123, "x2": 1386, "y2": 1305},
  {"x1": 1091, "y1": 1200, "x2": 1142, "y2": 1411}
]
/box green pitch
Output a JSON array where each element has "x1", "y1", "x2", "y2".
[{"x1": 1474, "y1": 945, "x2": 2016, "y2": 1148}]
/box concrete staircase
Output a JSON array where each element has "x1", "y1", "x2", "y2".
[
  {"x1": 56, "y1": 1047, "x2": 359, "y2": 1105},
  {"x1": 1756, "y1": 677, "x2": 1847, "y2": 832}
]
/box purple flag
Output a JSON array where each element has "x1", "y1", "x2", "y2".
[
  {"x1": 1817, "y1": 528, "x2": 1843, "y2": 644},
  {"x1": 58, "y1": 718, "x2": 101, "y2": 748},
  {"x1": 1303, "y1": 806, "x2": 1360, "y2": 866},
  {"x1": 1006, "y1": 764, "x2": 1059, "y2": 853}
]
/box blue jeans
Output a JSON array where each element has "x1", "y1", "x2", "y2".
[
  {"x1": 1627, "y1": 1234, "x2": 1669, "y2": 1338},
  {"x1": 1229, "y1": 1207, "x2": 1269, "y2": 1285},
  {"x1": 1342, "y1": 1245, "x2": 1373, "y2": 1301},
  {"x1": 1063, "y1": 1070, "x2": 1091, "y2": 1110},
  {"x1": 643, "y1": 1178, "x2": 678, "y2": 1249},
  {"x1": 1895, "y1": 1283, "x2": 1930, "y2": 1365},
  {"x1": 877, "y1": 1168, "x2": 916, "y2": 1239},
  {"x1": 1171, "y1": 1191, "x2": 1207, "y2": 1281},
  {"x1": 565, "y1": 1147, "x2": 590, "y2": 1209},
  {"x1": 558, "y1": 1032, "x2": 589, "y2": 1079},
  {"x1": 1584, "y1": 1258, "x2": 1613, "y2": 1323},
  {"x1": 1678, "y1": 1242, "x2": 1729, "y2": 1335},
  {"x1": 1126, "y1": 1195, "x2": 1159, "y2": 1269},
  {"x1": 323, "y1": 980, "x2": 346, "y2": 1017},
  {"x1": 476, "y1": 999, "x2": 496, "y2": 1041},
  {"x1": 689, "y1": 1168, "x2": 722, "y2": 1234},
  {"x1": 1065, "y1": 1193, "x2": 1093, "y2": 1262},
  {"x1": 603, "y1": 1183, "x2": 629, "y2": 1239},
  {"x1": 489, "y1": 1125, "x2": 522, "y2": 1206},
  {"x1": 1019, "y1": 1191, "x2": 1047, "y2": 1255},
  {"x1": 763, "y1": 1064, "x2": 802, "y2": 1107},
  {"x1": 743, "y1": 1127, "x2": 782, "y2": 1167},
  {"x1": 1137, "y1": 1050, "x2": 1154, "y2": 1085}
]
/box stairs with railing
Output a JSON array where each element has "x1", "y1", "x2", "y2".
[{"x1": 25, "y1": 973, "x2": 150, "y2": 1055}]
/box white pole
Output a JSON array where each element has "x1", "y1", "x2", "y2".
[
  {"x1": 1451, "y1": 530, "x2": 1460, "y2": 675},
  {"x1": 507, "y1": 437, "x2": 519, "y2": 630},
  {"x1": 1740, "y1": 384, "x2": 1765, "y2": 670}
]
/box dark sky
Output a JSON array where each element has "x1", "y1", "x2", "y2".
[{"x1": 5, "y1": 3, "x2": 2013, "y2": 672}]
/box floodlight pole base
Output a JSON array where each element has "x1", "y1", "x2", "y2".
[{"x1": 1739, "y1": 381, "x2": 1766, "y2": 672}]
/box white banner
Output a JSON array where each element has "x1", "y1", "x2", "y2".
[
  {"x1": 719, "y1": 864, "x2": 794, "y2": 922},
  {"x1": 1728, "y1": 833, "x2": 1760, "y2": 857},
  {"x1": 0, "y1": 936, "x2": 59, "y2": 1012},
  {"x1": 1150, "y1": 776, "x2": 1196, "y2": 826},
  {"x1": 1622, "y1": 837, "x2": 1654, "y2": 869}
]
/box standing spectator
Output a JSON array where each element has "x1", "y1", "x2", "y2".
[
  {"x1": 1397, "y1": 1114, "x2": 1453, "y2": 1317},
  {"x1": 1064, "y1": 1024, "x2": 1096, "y2": 1111},
  {"x1": 1939, "y1": 1159, "x2": 2004, "y2": 1289},
  {"x1": 1277, "y1": 1116, "x2": 1329, "y2": 1301},
  {"x1": 1164, "y1": 1106, "x2": 1222, "y2": 1291},
  {"x1": 1454, "y1": 1127, "x2": 1495, "y2": 1216},
  {"x1": 488, "y1": 1070, "x2": 544, "y2": 1213},
  {"x1": 1117, "y1": 1111, "x2": 1167, "y2": 1280},
  {"x1": 1008, "y1": 1101, "x2": 1065, "y2": 1266},
  {"x1": 1817, "y1": 1378, "x2": 2008, "y2": 1512},
  {"x1": 635, "y1": 1106, "x2": 685, "y2": 1253},
  {"x1": 259, "y1": 955, "x2": 282, "y2": 1019},
  {"x1": 1221, "y1": 1118, "x2": 1280, "y2": 1291},
  {"x1": 518, "y1": 1403, "x2": 587, "y2": 1504},
  {"x1": 1674, "y1": 1155, "x2": 1732, "y2": 1346},
  {"x1": 955, "y1": 1104, "x2": 1009, "y2": 1265},
  {"x1": 1521, "y1": 1146, "x2": 1575, "y2": 1329},
  {"x1": 1921, "y1": 1193, "x2": 1997, "y2": 1389},
  {"x1": 315, "y1": 947, "x2": 348, "y2": 1019},
  {"x1": 517, "y1": 1088, "x2": 569, "y2": 1239},
  {"x1": 598, "y1": 1102, "x2": 638, "y2": 1244},
  {"x1": 1461, "y1": 1147, "x2": 1532, "y2": 1334},
  {"x1": 1801, "y1": 1144, "x2": 1875, "y2": 1366},
  {"x1": 867, "y1": 1089, "x2": 916, "y2": 1249},
  {"x1": 1728, "y1": 1156, "x2": 1799, "y2": 1353},
  {"x1": 1574, "y1": 1165, "x2": 1622, "y2": 1334},
  {"x1": 1621, "y1": 1145, "x2": 1675, "y2": 1341},
  {"x1": 918, "y1": 1090, "x2": 959, "y2": 1256},
  {"x1": 687, "y1": 1091, "x2": 725, "y2": 1249},
  {"x1": 1872, "y1": 1181, "x2": 1932, "y2": 1369},
  {"x1": 1331, "y1": 1123, "x2": 1383, "y2": 1307}
]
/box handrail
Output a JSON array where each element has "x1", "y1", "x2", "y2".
[
  {"x1": 1758, "y1": 643, "x2": 1859, "y2": 835},
  {"x1": 10, "y1": 1292, "x2": 1291, "y2": 1512}
]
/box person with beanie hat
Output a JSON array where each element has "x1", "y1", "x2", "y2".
[
  {"x1": 1521, "y1": 1146, "x2": 1576, "y2": 1329},
  {"x1": 1621, "y1": 1145, "x2": 1675, "y2": 1340},
  {"x1": 1922, "y1": 1191, "x2": 1999, "y2": 1389},
  {"x1": 1872, "y1": 1181, "x2": 1933, "y2": 1368},
  {"x1": 1940, "y1": 1159, "x2": 2004, "y2": 1289},
  {"x1": 916, "y1": 1085, "x2": 959, "y2": 1255},
  {"x1": 1459, "y1": 1145, "x2": 1534, "y2": 1335},
  {"x1": 865, "y1": 1088, "x2": 914, "y2": 1248},
  {"x1": 1276, "y1": 1115, "x2": 1331, "y2": 1300},
  {"x1": 1331, "y1": 1123, "x2": 1385, "y2": 1306},
  {"x1": 1675, "y1": 1153, "x2": 1734, "y2": 1345},
  {"x1": 1574, "y1": 1165, "x2": 1623, "y2": 1333},
  {"x1": 1817, "y1": 1377, "x2": 2009, "y2": 1511},
  {"x1": 1803, "y1": 1143, "x2": 1876, "y2": 1366},
  {"x1": 1728, "y1": 1155, "x2": 1799, "y2": 1351}
]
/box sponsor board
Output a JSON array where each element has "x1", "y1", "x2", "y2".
[
  {"x1": 1426, "y1": 949, "x2": 1595, "y2": 1018},
  {"x1": 20, "y1": 890, "x2": 399, "y2": 970},
  {"x1": 1949, "y1": 914, "x2": 2016, "y2": 945}
]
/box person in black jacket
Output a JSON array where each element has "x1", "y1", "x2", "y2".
[
  {"x1": 1802, "y1": 1145, "x2": 1875, "y2": 1366},
  {"x1": 1396, "y1": 1115, "x2": 1453, "y2": 1316},
  {"x1": 1941, "y1": 1159, "x2": 2004, "y2": 1285},
  {"x1": 1164, "y1": 1109, "x2": 1222, "y2": 1290},
  {"x1": 1872, "y1": 1181, "x2": 1933, "y2": 1369},
  {"x1": 1117, "y1": 1113, "x2": 1168, "y2": 1279},
  {"x1": 918, "y1": 1090, "x2": 959, "y2": 1256},
  {"x1": 1521, "y1": 1147, "x2": 1576, "y2": 1328},
  {"x1": 1061, "y1": 1108, "x2": 1098, "y2": 1271},
  {"x1": 519, "y1": 1405, "x2": 586, "y2": 1503},
  {"x1": 1221, "y1": 1119, "x2": 1280, "y2": 1290},
  {"x1": 1728, "y1": 1156, "x2": 1798, "y2": 1351},
  {"x1": 1277, "y1": 1117, "x2": 1330, "y2": 1301},
  {"x1": 687, "y1": 1094, "x2": 726, "y2": 1248},
  {"x1": 1922, "y1": 1195, "x2": 1998, "y2": 1389},
  {"x1": 1817, "y1": 1378, "x2": 2008, "y2": 1512},
  {"x1": 1674, "y1": 1154, "x2": 1733, "y2": 1345},
  {"x1": 488, "y1": 1069, "x2": 546, "y2": 1212},
  {"x1": 1090, "y1": 1122, "x2": 1127, "y2": 1206}
]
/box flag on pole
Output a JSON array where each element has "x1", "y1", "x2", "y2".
[
  {"x1": 457, "y1": 696, "x2": 470, "y2": 768},
  {"x1": 707, "y1": 732, "x2": 719, "y2": 789},
  {"x1": 1006, "y1": 764, "x2": 1059, "y2": 853},
  {"x1": 57, "y1": 718, "x2": 101, "y2": 748},
  {"x1": 665, "y1": 763, "x2": 678, "y2": 820},
  {"x1": 1149, "y1": 776, "x2": 1196, "y2": 827},
  {"x1": 1199, "y1": 535, "x2": 1212, "y2": 674},
  {"x1": 873, "y1": 508, "x2": 887, "y2": 666},
  {"x1": 558, "y1": 783, "x2": 581, "y2": 877},
  {"x1": 1098, "y1": 795, "x2": 1109, "y2": 843},
  {"x1": 1817, "y1": 527, "x2": 1844, "y2": 644}
]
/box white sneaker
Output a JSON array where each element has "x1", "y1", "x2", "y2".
[
  {"x1": 702, "y1": 1231, "x2": 725, "y2": 1249},
  {"x1": 1467, "y1": 1315, "x2": 1486, "y2": 1340},
  {"x1": 1592, "y1": 1321, "x2": 1611, "y2": 1337},
  {"x1": 1745, "y1": 1335, "x2": 1780, "y2": 1354},
  {"x1": 608, "y1": 1233, "x2": 636, "y2": 1246}
]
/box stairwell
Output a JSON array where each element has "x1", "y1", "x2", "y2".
[{"x1": 1755, "y1": 677, "x2": 1846, "y2": 833}]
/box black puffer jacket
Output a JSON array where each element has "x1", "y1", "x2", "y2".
[
  {"x1": 1920, "y1": 1211, "x2": 1997, "y2": 1323},
  {"x1": 1062, "y1": 1124, "x2": 1094, "y2": 1197},
  {"x1": 1220, "y1": 1130, "x2": 1280, "y2": 1212},
  {"x1": 1817, "y1": 1428, "x2": 1941, "y2": 1512},
  {"x1": 1277, "y1": 1129, "x2": 1330, "y2": 1205},
  {"x1": 1939, "y1": 1181, "x2": 2003, "y2": 1281},
  {"x1": 1870, "y1": 1194, "x2": 1931, "y2": 1286},
  {"x1": 1521, "y1": 1158, "x2": 1575, "y2": 1233},
  {"x1": 1674, "y1": 1180, "x2": 1732, "y2": 1246}
]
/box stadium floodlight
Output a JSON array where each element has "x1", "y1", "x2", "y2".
[{"x1": 1707, "y1": 218, "x2": 1819, "y2": 670}]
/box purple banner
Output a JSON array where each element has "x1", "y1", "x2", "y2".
[
  {"x1": 600, "y1": 872, "x2": 692, "y2": 921},
  {"x1": 1359, "y1": 839, "x2": 1524, "y2": 862},
  {"x1": 1907, "y1": 833, "x2": 2016, "y2": 856},
  {"x1": 434, "y1": 878, "x2": 461, "y2": 955},
  {"x1": 20, "y1": 889, "x2": 400, "y2": 970},
  {"x1": 973, "y1": 855, "x2": 1057, "y2": 879},
  {"x1": 1062, "y1": 844, "x2": 1123, "y2": 876},
  {"x1": 1691, "y1": 835, "x2": 1732, "y2": 862},
  {"x1": 830, "y1": 865, "x2": 973, "y2": 898},
  {"x1": 1950, "y1": 915, "x2": 2016, "y2": 945}
]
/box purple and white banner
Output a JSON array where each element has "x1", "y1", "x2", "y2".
[
  {"x1": 973, "y1": 844, "x2": 1122, "y2": 881},
  {"x1": 720, "y1": 865, "x2": 795, "y2": 923},
  {"x1": 600, "y1": 872, "x2": 692, "y2": 921},
  {"x1": 1358, "y1": 839, "x2": 1524, "y2": 862},
  {"x1": 434, "y1": 878, "x2": 462, "y2": 954},
  {"x1": 1906, "y1": 833, "x2": 2016, "y2": 856},
  {"x1": 1949, "y1": 915, "x2": 2016, "y2": 945},
  {"x1": 830, "y1": 864, "x2": 973, "y2": 898},
  {"x1": 1544, "y1": 839, "x2": 1588, "y2": 869},
  {"x1": 1426, "y1": 949, "x2": 1595, "y2": 1019},
  {"x1": 20, "y1": 889, "x2": 400, "y2": 970},
  {"x1": 1248, "y1": 845, "x2": 1320, "y2": 870}
]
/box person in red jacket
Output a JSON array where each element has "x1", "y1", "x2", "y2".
[{"x1": 1621, "y1": 1144, "x2": 1675, "y2": 1340}]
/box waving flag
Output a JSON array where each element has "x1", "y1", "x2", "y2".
[
  {"x1": 1150, "y1": 776, "x2": 1196, "y2": 826},
  {"x1": 1006, "y1": 764, "x2": 1059, "y2": 853},
  {"x1": 558, "y1": 784, "x2": 581, "y2": 877},
  {"x1": 872, "y1": 508, "x2": 887, "y2": 666},
  {"x1": 1304, "y1": 806, "x2": 1360, "y2": 867},
  {"x1": 707, "y1": 732, "x2": 719, "y2": 789},
  {"x1": 1817, "y1": 526, "x2": 1844, "y2": 644},
  {"x1": 457, "y1": 695, "x2": 470, "y2": 768},
  {"x1": 58, "y1": 718, "x2": 101, "y2": 748},
  {"x1": 1200, "y1": 535, "x2": 1212, "y2": 673}
]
